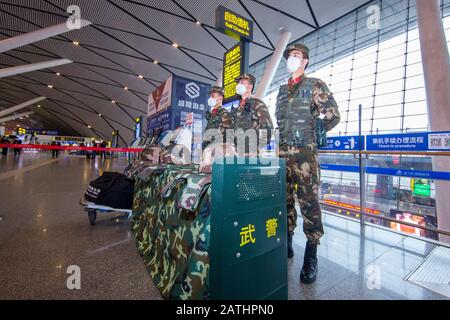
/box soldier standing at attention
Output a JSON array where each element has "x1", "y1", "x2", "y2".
[
  {"x1": 276, "y1": 44, "x2": 340, "y2": 284},
  {"x1": 203, "y1": 86, "x2": 233, "y2": 149},
  {"x1": 233, "y1": 73, "x2": 273, "y2": 155}
]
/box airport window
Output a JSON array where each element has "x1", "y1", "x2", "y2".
[{"x1": 258, "y1": 0, "x2": 450, "y2": 136}]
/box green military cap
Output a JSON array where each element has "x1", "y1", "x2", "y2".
[
  {"x1": 235, "y1": 73, "x2": 256, "y2": 86},
  {"x1": 208, "y1": 86, "x2": 224, "y2": 97},
  {"x1": 283, "y1": 43, "x2": 310, "y2": 59}
]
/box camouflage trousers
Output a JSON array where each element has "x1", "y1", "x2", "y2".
[{"x1": 279, "y1": 144, "x2": 324, "y2": 245}]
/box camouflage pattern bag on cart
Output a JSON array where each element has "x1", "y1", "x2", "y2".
[{"x1": 131, "y1": 164, "x2": 212, "y2": 299}]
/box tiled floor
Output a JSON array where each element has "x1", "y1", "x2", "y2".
[{"x1": 0, "y1": 153, "x2": 447, "y2": 300}]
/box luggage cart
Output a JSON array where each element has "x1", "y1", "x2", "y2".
[{"x1": 79, "y1": 198, "x2": 132, "y2": 226}]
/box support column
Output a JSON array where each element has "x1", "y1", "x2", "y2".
[
  {"x1": 0, "y1": 59, "x2": 72, "y2": 78},
  {"x1": 216, "y1": 70, "x2": 223, "y2": 87},
  {"x1": 416, "y1": 0, "x2": 450, "y2": 243},
  {"x1": 0, "y1": 111, "x2": 34, "y2": 123},
  {"x1": 0, "y1": 97, "x2": 46, "y2": 118},
  {"x1": 254, "y1": 31, "x2": 292, "y2": 100},
  {"x1": 0, "y1": 20, "x2": 91, "y2": 53}
]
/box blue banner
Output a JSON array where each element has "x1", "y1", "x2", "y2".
[
  {"x1": 147, "y1": 109, "x2": 171, "y2": 133},
  {"x1": 365, "y1": 167, "x2": 450, "y2": 181},
  {"x1": 173, "y1": 76, "x2": 209, "y2": 114},
  {"x1": 320, "y1": 135, "x2": 364, "y2": 151},
  {"x1": 366, "y1": 131, "x2": 450, "y2": 151},
  {"x1": 320, "y1": 164, "x2": 359, "y2": 172}
]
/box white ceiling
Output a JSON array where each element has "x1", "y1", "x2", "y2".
[{"x1": 0, "y1": 0, "x2": 371, "y2": 144}]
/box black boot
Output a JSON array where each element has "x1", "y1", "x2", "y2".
[
  {"x1": 287, "y1": 232, "x2": 294, "y2": 258},
  {"x1": 300, "y1": 240, "x2": 318, "y2": 284}
]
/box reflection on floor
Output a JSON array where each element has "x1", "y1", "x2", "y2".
[{"x1": 0, "y1": 153, "x2": 447, "y2": 300}]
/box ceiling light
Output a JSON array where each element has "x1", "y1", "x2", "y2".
[
  {"x1": 48, "y1": 85, "x2": 53, "y2": 89},
  {"x1": 16, "y1": 124, "x2": 20, "y2": 127},
  {"x1": 153, "y1": 60, "x2": 158, "y2": 64},
  {"x1": 25, "y1": 115, "x2": 30, "y2": 118},
  {"x1": 87, "y1": 125, "x2": 92, "y2": 129},
  {"x1": 124, "y1": 86, "x2": 128, "y2": 90},
  {"x1": 111, "y1": 100, "x2": 116, "y2": 104},
  {"x1": 98, "y1": 113, "x2": 102, "y2": 117},
  {"x1": 19, "y1": 117, "x2": 23, "y2": 120},
  {"x1": 138, "y1": 75, "x2": 144, "y2": 79},
  {"x1": 172, "y1": 43, "x2": 179, "y2": 48},
  {"x1": 37, "y1": 105, "x2": 41, "y2": 108},
  {"x1": 196, "y1": 21, "x2": 201, "y2": 25},
  {"x1": 73, "y1": 41, "x2": 79, "y2": 46},
  {"x1": 56, "y1": 72, "x2": 61, "y2": 76}
]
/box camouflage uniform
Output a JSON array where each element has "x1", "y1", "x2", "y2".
[
  {"x1": 233, "y1": 96, "x2": 273, "y2": 133},
  {"x1": 232, "y1": 73, "x2": 274, "y2": 155},
  {"x1": 232, "y1": 96, "x2": 274, "y2": 156},
  {"x1": 205, "y1": 106, "x2": 233, "y2": 132},
  {"x1": 203, "y1": 107, "x2": 233, "y2": 148},
  {"x1": 203, "y1": 86, "x2": 233, "y2": 149},
  {"x1": 276, "y1": 73, "x2": 340, "y2": 245}
]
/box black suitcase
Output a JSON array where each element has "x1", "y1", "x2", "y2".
[{"x1": 84, "y1": 172, "x2": 134, "y2": 209}]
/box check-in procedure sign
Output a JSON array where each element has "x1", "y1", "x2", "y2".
[{"x1": 223, "y1": 42, "x2": 243, "y2": 99}]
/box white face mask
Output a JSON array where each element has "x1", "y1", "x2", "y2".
[
  {"x1": 286, "y1": 56, "x2": 302, "y2": 73},
  {"x1": 207, "y1": 97, "x2": 217, "y2": 108},
  {"x1": 236, "y1": 83, "x2": 247, "y2": 96}
]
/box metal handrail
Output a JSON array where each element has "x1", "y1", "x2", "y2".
[
  {"x1": 320, "y1": 201, "x2": 450, "y2": 237},
  {"x1": 318, "y1": 150, "x2": 450, "y2": 156}
]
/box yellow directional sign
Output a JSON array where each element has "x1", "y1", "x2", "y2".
[
  {"x1": 215, "y1": 5, "x2": 253, "y2": 41},
  {"x1": 223, "y1": 42, "x2": 244, "y2": 99}
]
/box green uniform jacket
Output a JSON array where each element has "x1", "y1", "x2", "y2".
[
  {"x1": 233, "y1": 97, "x2": 274, "y2": 149},
  {"x1": 203, "y1": 106, "x2": 233, "y2": 148},
  {"x1": 275, "y1": 74, "x2": 340, "y2": 149}
]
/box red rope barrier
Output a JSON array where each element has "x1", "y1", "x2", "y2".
[{"x1": 0, "y1": 144, "x2": 144, "y2": 153}]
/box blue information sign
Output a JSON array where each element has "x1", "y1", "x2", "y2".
[
  {"x1": 366, "y1": 131, "x2": 450, "y2": 151},
  {"x1": 320, "y1": 135, "x2": 364, "y2": 151}
]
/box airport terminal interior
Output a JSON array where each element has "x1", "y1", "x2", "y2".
[{"x1": 1, "y1": 0, "x2": 450, "y2": 301}]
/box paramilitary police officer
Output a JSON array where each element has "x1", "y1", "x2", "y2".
[
  {"x1": 233, "y1": 73, "x2": 273, "y2": 155},
  {"x1": 276, "y1": 44, "x2": 341, "y2": 284},
  {"x1": 203, "y1": 86, "x2": 233, "y2": 149}
]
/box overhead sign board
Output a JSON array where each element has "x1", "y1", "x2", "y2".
[
  {"x1": 26, "y1": 129, "x2": 60, "y2": 136},
  {"x1": 215, "y1": 5, "x2": 253, "y2": 42},
  {"x1": 320, "y1": 135, "x2": 364, "y2": 151},
  {"x1": 53, "y1": 136, "x2": 86, "y2": 143},
  {"x1": 222, "y1": 42, "x2": 245, "y2": 100}
]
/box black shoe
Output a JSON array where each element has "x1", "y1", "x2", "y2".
[
  {"x1": 300, "y1": 240, "x2": 318, "y2": 284},
  {"x1": 287, "y1": 232, "x2": 294, "y2": 258}
]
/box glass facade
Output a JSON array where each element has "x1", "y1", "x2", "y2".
[{"x1": 248, "y1": 0, "x2": 450, "y2": 239}]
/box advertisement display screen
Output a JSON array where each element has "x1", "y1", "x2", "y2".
[{"x1": 389, "y1": 209, "x2": 426, "y2": 237}]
